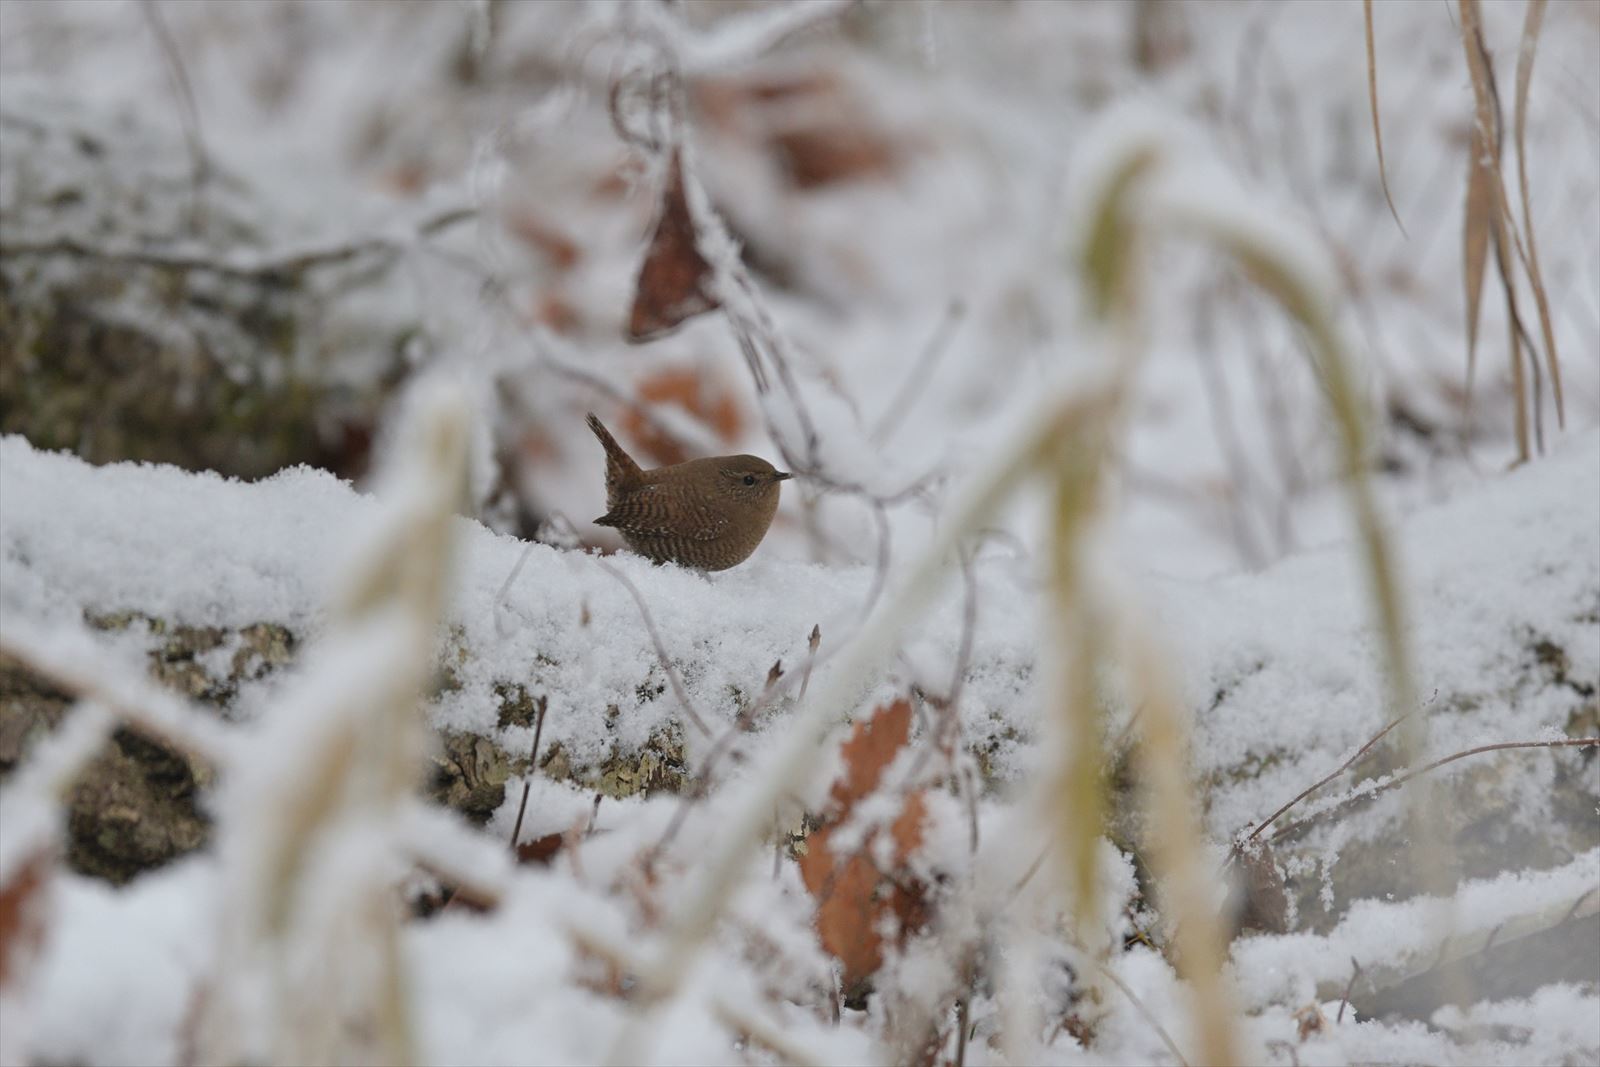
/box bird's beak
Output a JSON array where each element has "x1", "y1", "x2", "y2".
[{"x1": 774, "y1": 471, "x2": 793, "y2": 481}]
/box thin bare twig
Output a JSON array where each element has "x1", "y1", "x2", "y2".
[
  {"x1": 799, "y1": 623, "x2": 821, "y2": 701},
  {"x1": 1005, "y1": 845, "x2": 1051, "y2": 906},
  {"x1": 954, "y1": 988, "x2": 970, "y2": 1067},
  {"x1": 725, "y1": 294, "x2": 823, "y2": 473},
  {"x1": 509, "y1": 697, "x2": 550, "y2": 851},
  {"x1": 1107, "y1": 702, "x2": 1147, "y2": 768},
  {"x1": 493, "y1": 543, "x2": 537, "y2": 638},
  {"x1": 861, "y1": 503, "x2": 892, "y2": 622},
  {"x1": 595, "y1": 558, "x2": 712, "y2": 738},
  {"x1": 139, "y1": 0, "x2": 209, "y2": 232},
  {"x1": 961, "y1": 765, "x2": 980, "y2": 855},
  {"x1": 1065, "y1": 943, "x2": 1192, "y2": 1067},
  {"x1": 611, "y1": 64, "x2": 941, "y2": 512},
  {"x1": 873, "y1": 299, "x2": 965, "y2": 445},
  {"x1": 722, "y1": 206, "x2": 944, "y2": 510},
  {"x1": 644, "y1": 0, "x2": 858, "y2": 75},
  {"x1": 1193, "y1": 288, "x2": 1271, "y2": 567},
  {"x1": 646, "y1": 653, "x2": 805, "y2": 865},
  {"x1": 1270, "y1": 736, "x2": 1600, "y2": 845},
  {"x1": 1233, "y1": 283, "x2": 1308, "y2": 533},
  {"x1": 412, "y1": 859, "x2": 502, "y2": 913},
  {"x1": 905, "y1": 547, "x2": 978, "y2": 788},
  {"x1": 1336, "y1": 957, "x2": 1363, "y2": 1024},
  {"x1": 943, "y1": 547, "x2": 979, "y2": 723},
  {"x1": 0, "y1": 208, "x2": 475, "y2": 284},
  {"x1": 528, "y1": 328, "x2": 724, "y2": 460},
  {"x1": 710, "y1": 997, "x2": 826, "y2": 1067},
  {"x1": 1233, "y1": 714, "x2": 1410, "y2": 856}
]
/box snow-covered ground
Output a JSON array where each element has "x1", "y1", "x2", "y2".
[
  {"x1": 2, "y1": 1, "x2": 1598, "y2": 1064},
  {"x1": 2, "y1": 401, "x2": 1595, "y2": 1066}
]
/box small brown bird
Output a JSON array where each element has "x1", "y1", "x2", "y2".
[{"x1": 586, "y1": 412, "x2": 791, "y2": 571}]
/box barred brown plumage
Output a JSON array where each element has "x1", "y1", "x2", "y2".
[{"x1": 586, "y1": 413, "x2": 791, "y2": 571}]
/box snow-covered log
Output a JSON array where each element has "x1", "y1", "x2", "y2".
[{"x1": 2, "y1": 429, "x2": 1593, "y2": 925}]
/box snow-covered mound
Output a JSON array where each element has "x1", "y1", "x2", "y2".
[
  {"x1": 2, "y1": 419, "x2": 1597, "y2": 1064},
  {"x1": 3, "y1": 421, "x2": 1595, "y2": 897}
]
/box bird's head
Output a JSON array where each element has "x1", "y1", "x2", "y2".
[{"x1": 716, "y1": 456, "x2": 792, "y2": 507}]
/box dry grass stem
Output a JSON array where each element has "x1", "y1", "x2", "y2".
[
  {"x1": 1125, "y1": 635, "x2": 1241, "y2": 1067},
  {"x1": 604, "y1": 385, "x2": 1110, "y2": 1063},
  {"x1": 1362, "y1": 0, "x2": 1408, "y2": 236},
  {"x1": 1511, "y1": 0, "x2": 1565, "y2": 429}
]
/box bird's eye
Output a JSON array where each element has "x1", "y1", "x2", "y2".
[{"x1": 742, "y1": 474, "x2": 757, "y2": 487}]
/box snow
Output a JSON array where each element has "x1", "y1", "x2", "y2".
[
  {"x1": 1, "y1": 417, "x2": 1593, "y2": 1065},
  {"x1": 2, "y1": 0, "x2": 1598, "y2": 1063},
  {"x1": 5, "y1": 421, "x2": 1593, "y2": 843},
  {"x1": 29, "y1": 860, "x2": 216, "y2": 1067},
  {"x1": 0, "y1": 429, "x2": 1049, "y2": 783},
  {"x1": 1232, "y1": 848, "x2": 1600, "y2": 1009}
]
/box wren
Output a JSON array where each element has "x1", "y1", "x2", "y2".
[{"x1": 586, "y1": 413, "x2": 791, "y2": 571}]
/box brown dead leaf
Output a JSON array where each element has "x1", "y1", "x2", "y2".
[
  {"x1": 830, "y1": 698, "x2": 912, "y2": 815},
  {"x1": 798, "y1": 796, "x2": 929, "y2": 993},
  {"x1": 0, "y1": 849, "x2": 50, "y2": 989},
  {"x1": 890, "y1": 789, "x2": 927, "y2": 860},
  {"x1": 627, "y1": 149, "x2": 720, "y2": 343},
  {"x1": 621, "y1": 367, "x2": 744, "y2": 466},
  {"x1": 798, "y1": 823, "x2": 883, "y2": 986},
  {"x1": 515, "y1": 832, "x2": 566, "y2": 867},
  {"x1": 797, "y1": 700, "x2": 930, "y2": 992}
]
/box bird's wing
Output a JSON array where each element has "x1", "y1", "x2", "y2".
[{"x1": 595, "y1": 486, "x2": 729, "y2": 541}]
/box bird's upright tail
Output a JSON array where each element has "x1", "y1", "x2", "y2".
[{"x1": 586, "y1": 412, "x2": 643, "y2": 509}]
